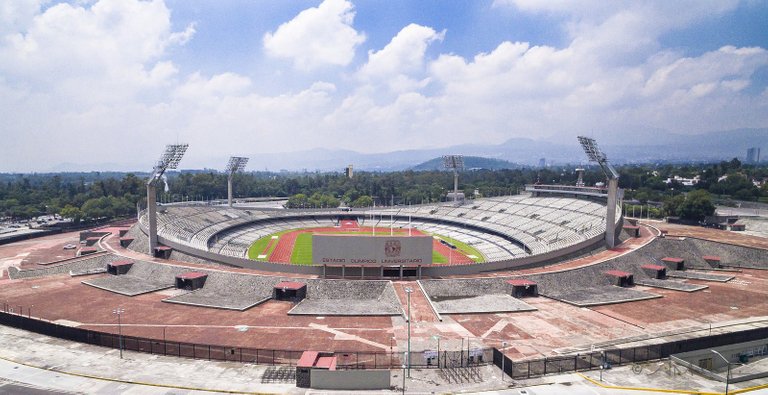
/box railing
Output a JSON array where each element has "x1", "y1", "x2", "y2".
[
  {"x1": 0, "y1": 309, "x2": 491, "y2": 369},
  {"x1": 493, "y1": 325, "x2": 768, "y2": 380},
  {"x1": 525, "y1": 184, "x2": 609, "y2": 197}
]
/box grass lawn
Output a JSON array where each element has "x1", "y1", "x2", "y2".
[
  {"x1": 290, "y1": 233, "x2": 313, "y2": 265},
  {"x1": 247, "y1": 226, "x2": 485, "y2": 265},
  {"x1": 429, "y1": 234, "x2": 486, "y2": 263},
  {"x1": 247, "y1": 229, "x2": 292, "y2": 260}
]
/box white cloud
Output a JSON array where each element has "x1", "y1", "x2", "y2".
[
  {"x1": 0, "y1": 0, "x2": 44, "y2": 36},
  {"x1": 359, "y1": 24, "x2": 444, "y2": 79},
  {"x1": 0, "y1": 1, "x2": 766, "y2": 170},
  {"x1": 0, "y1": 0, "x2": 194, "y2": 108},
  {"x1": 263, "y1": 0, "x2": 365, "y2": 70}
]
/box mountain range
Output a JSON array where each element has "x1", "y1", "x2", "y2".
[
  {"x1": 44, "y1": 128, "x2": 768, "y2": 173},
  {"x1": 242, "y1": 128, "x2": 768, "y2": 171}
]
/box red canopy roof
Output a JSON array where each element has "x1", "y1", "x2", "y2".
[
  {"x1": 297, "y1": 351, "x2": 319, "y2": 368},
  {"x1": 702, "y1": 255, "x2": 721, "y2": 261},
  {"x1": 110, "y1": 260, "x2": 133, "y2": 267},
  {"x1": 275, "y1": 281, "x2": 306, "y2": 290},
  {"x1": 315, "y1": 356, "x2": 337, "y2": 370},
  {"x1": 154, "y1": 246, "x2": 172, "y2": 251},
  {"x1": 177, "y1": 272, "x2": 207, "y2": 280},
  {"x1": 641, "y1": 264, "x2": 666, "y2": 271},
  {"x1": 507, "y1": 279, "x2": 537, "y2": 287},
  {"x1": 662, "y1": 257, "x2": 684, "y2": 263},
  {"x1": 604, "y1": 270, "x2": 632, "y2": 277},
  {"x1": 297, "y1": 351, "x2": 336, "y2": 370}
]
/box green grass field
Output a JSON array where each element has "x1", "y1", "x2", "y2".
[
  {"x1": 290, "y1": 233, "x2": 314, "y2": 265},
  {"x1": 429, "y1": 234, "x2": 486, "y2": 263},
  {"x1": 247, "y1": 229, "x2": 293, "y2": 260},
  {"x1": 247, "y1": 226, "x2": 485, "y2": 264}
]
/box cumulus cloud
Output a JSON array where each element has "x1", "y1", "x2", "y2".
[
  {"x1": 359, "y1": 24, "x2": 444, "y2": 79},
  {"x1": 263, "y1": 0, "x2": 365, "y2": 70},
  {"x1": 0, "y1": 0, "x2": 766, "y2": 170},
  {"x1": 0, "y1": 0, "x2": 194, "y2": 107}
]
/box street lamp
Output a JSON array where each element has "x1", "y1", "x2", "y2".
[
  {"x1": 501, "y1": 341, "x2": 508, "y2": 381},
  {"x1": 401, "y1": 362, "x2": 406, "y2": 395},
  {"x1": 391, "y1": 336, "x2": 396, "y2": 367},
  {"x1": 405, "y1": 287, "x2": 413, "y2": 377},
  {"x1": 112, "y1": 307, "x2": 125, "y2": 359},
  {"x1": 432, "y1": 335, "x2": 441, "y2": 368},
  {"x1": 711, "y1": 350, "x2": 732, "y2": 395}
]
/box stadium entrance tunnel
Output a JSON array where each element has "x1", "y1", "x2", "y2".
[
  {"x1": 662, "y1": 257, "x2": 685, "y2": 271},
  {"x1": 273, "y1": 281, "x2": 307, "y2": 303},
  {"x1": 323, "y1": 265, "x2": 422, "y2": 280},
  {"x1": 107, "y1": 260, "x2": 133, "y2": 275},
  {"x1": 604, "y1": 270, "x2": 634, "y2": 287},
  {"x1": 175, "y1": 272, "x2": 208, "y2": 290},
  {"x1": 641, "y1": 264, "x2": 667, "y2": 279},
  {"x1": 153, "y1": 246, "x2": 172, "y2": 259},
  {"x1": 507, "y1": 279, "x2": 538, "y2": 297}
]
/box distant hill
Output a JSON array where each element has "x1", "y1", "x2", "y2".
[
  {"x1": 411, "y1": 156, "x2": 525, "y2": 171},
  {"x1": 40, "y1": 127, "x2": 768, "y2": 172}
]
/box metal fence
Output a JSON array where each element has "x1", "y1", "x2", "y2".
[
  {"x1": 5, "y1": 308, "x2": 764, "y2": 375},
  {"x1": 0, "y1": 310, "x2": 493, "y2": 369},
  {"x1": 493, "y1": 325, "x2": 768, "y2": 380}
]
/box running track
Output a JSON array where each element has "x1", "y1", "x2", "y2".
[{"x1": 265, "y1": 220, "x2": 475, "y2": 264}]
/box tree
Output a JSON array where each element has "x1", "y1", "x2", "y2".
[
  {"x1": 663, "y1": 194, "x2": 685, "y2": 217},
  {"x1": 60, "y1": 205, "x2": 83, "y2": 224},
  {"x1": 351, "y1": 195, "x2": 373, "y2": 207},
  {"x1": 677, "y1": 190, "x2": 716, "y2": 221},
  {"x1": 286, "y1": 194, "x2": 308, "y2": 208}
]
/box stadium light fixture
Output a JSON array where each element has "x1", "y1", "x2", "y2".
[
  {"x1": 146, "y1": 144, "x2": 189, "y2": 255},
  {"x1": 225, "y1": 156, "x2": 249, "y2": 207},
  {"x1": 226, "y1": 156, "x2": 249, "y2": 176},
  {"x1": 577, "y1": 136, "x2": 618, "y2": 180},
  {"x1": 443, "y1": 155, "x2": 464, "y2": 204},
  {"x1": 148, "y1": 144, "x2": 189, "y2": 187},
  {"x1": 442, "y1": 154, "x2": 464, "y2": 171},
  {"x1": 577, "y1": 136, "x2": 620, "y2": 248}
]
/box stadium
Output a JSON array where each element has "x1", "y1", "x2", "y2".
[{"x1": 1, "y1": 142, "x2": 767, "y2": 392}]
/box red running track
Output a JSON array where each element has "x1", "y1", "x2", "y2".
[{"x1": 266, "y1": 226, "x2": 474, "y2": 264}]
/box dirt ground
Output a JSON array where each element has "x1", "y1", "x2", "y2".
[{"x1": 1, "y1": 222, "x2": 766, "y2": 362}]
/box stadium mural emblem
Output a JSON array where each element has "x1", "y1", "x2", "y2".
[{"x1": 384, "y1": 240, "x2": 402, "y2": 257}]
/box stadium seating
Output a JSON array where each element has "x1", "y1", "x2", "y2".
[{"x1": 144, "y1": 193, "x2": 611, "y2": 265}]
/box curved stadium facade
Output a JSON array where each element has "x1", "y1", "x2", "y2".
[{"x1": 138, "y1": 185, "x2": 622, "y2": 277}]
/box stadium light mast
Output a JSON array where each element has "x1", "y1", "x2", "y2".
[
  {"x1": 146, "y1": 144, "x2": 189, "y2": 255},
  {"x1": 225, "y1": 156, "x2": 249, "y2": 207},
  {"x1": 577, "y1": 136, "x2": 620, "y2": 248},
  {"x1": 442, "y1": 155, "x2": 464, "y2": 204}
]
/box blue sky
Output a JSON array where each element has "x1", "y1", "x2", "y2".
[{"x1": 1, "y1": 0, "x2": 767, "y2": 171}]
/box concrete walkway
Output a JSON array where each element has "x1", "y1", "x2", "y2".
[{"x1": 2, "y1": 322, "x2": 768, "y2": 394}]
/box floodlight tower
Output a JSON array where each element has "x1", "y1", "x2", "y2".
[
  {"x1": 442, "y1": 155, "x2": 464, "y2": 203},
  {"x1": 146, "y1": 144, "x2": 189, "y2": 255},
  {"x1": 225, "y1": 156, "x2": 249, "y2": 207},
  {"x1": 575, "y1": 167, "x2": 585, "y2": 187},
  {"x1": 577, "y1": 136, "x2": 620, "y2": 248}
]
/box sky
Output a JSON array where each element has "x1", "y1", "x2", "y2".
[{"x1": 1, "y1": 0, "x2": 767, "y2": 172}]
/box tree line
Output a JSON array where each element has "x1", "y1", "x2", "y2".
[{"x1": 1, "y1": 158, "x2": 764, "y2": 224}]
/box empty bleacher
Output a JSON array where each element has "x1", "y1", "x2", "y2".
[{"x1": 146, "y1": 193, "x2": 611, "y2": 265}]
